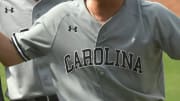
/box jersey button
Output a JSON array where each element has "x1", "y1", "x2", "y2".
[{"x1": 100, "y1": 71, "x2": 105, "y2": 75}]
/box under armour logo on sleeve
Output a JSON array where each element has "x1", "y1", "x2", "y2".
[
  {"x1": 5, "y1": 7, "x2": 14, "y2": 13},
  {"x1": 68, "y1": 25, "x2": 78, "y2": 32}
]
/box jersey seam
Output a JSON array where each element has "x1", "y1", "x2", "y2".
[
  {"x1": 40, "y1": 21, "x2": 58, "y2": 54},
  {"x1": 50, "y1": 14, "x2": 68, "y2": 52}
]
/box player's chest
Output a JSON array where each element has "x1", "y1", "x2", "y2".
[
  {"x1": 52, "y1": 15, "x2": 157, "y2": 74},
  {"x1": 53, "y1": 16, "x2": 153, "y2": 52}
]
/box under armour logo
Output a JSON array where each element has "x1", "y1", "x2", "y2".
[
  {"x1": 68, "y1": 25, "x2": 78, "y2": 32},
  {"x1": 5, "y1": 7, "x2": 14, "y2": 13}
]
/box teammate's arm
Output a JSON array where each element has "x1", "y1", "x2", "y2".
[{"x1": 0, "y1": 32, "x2": 24, "y2": 67}]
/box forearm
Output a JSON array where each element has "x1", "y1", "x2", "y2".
[{"x1": 0, "y1": 32, "x2": 24, "y2": 67}]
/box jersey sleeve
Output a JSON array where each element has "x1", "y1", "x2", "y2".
[
  {"x1": 154, "y1": 4, "x2": 180, "y2": 59},
  {"x1": 11, "y1": 4, "x2": 64, "y2": 61}
]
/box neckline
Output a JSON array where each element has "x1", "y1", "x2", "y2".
[
  {"x1": 84, "y1": 0, "x2": 125, "y2": 25},
  {"x1": 79, "y1": 0, "x2": 140, "y2": 26}
]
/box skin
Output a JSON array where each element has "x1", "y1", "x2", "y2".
[
  {"x1": 85, "y1": 0, "x2": 124, "y2": 24},
  {"x1": 0, "y1": 32, "x2": 23, "y2": 66},
  {"x1": 0, "y1": 0, "x2": 125, "y2": 67}
]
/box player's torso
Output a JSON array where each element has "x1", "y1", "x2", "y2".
[
  {"x1": 50, "y1": 0, "x2": 164, "y2": 101},
  {"x1": 0, "y1": 0, "x2": 38, "y2": 37}
]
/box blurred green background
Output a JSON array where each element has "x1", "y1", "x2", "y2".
[
  {"x1": 163, "y1": 54, "x2": 180, "y2": 101},
  {"x1": 0, "y1": 53, "x2": 180, "y2": 101}
]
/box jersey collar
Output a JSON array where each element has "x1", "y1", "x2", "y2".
[{"x1": 78, "y1": 0, "x2": 141, "y2": 25}]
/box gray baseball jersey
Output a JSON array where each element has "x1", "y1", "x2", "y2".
[
  {"x1": 11, "y1": 0, "x2": 180, "y2": 101},
  {"x1": 0, "y1": 0, "x2": 66, "y2": 100}
]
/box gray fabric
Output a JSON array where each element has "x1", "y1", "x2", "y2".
[
  {"x1": 32, "y1": 0, "x2": 67, "y2": 22},
  {"x1": 13, "y1": 0, "x2": 180, "y2": 101},
  {"x1": 0, "y1": 0, "x2": 66, "y2": 100}
]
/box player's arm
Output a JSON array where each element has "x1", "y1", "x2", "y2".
[
  {"x1": 0, "y1": 4, "x2": 62, "y2": 67},
  {"x1": 0, "y1": 32, "x2": 24, "y2": 67}
]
